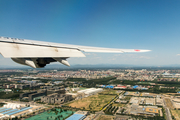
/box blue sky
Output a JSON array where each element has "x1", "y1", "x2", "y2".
[{"x1": 0, "y1": 0, "x2": 180, "y2": 67}]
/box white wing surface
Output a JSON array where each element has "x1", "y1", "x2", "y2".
[{"x1": 0, "y1": 37, "x2": 151, "y2": 68}]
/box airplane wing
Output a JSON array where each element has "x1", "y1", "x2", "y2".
[{"x1": 0, "y1": 37, "x2": 151, "y2": 68}]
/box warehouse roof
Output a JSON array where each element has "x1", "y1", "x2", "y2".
[{"x1": 66, "y1": 113, "x2": 86, "y2": 120}]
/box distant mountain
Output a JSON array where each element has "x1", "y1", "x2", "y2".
[
  {"x1": 160, "y1": 64, "x2": 180, "y2": 67},
  {"x1": 37, "y1": 64, "x2": 180, "y2": 69},
  {"x1": 1, "y1": 63, "x2": 180, "y2": 69},
  {"x1": 0, "y1": 64, "x2": 145, "y2": 69}
]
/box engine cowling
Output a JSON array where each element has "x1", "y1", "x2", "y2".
[
  {"x1": 11, "y1": 58, "x2": 39, "y2": 68},
  {"x1": 11, "y1": 57, "x2": 69, "y2": 68}
]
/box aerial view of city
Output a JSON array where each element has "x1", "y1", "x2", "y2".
[
  {"x1": 1, "y1": 0, "x2": 180, "y2": 120},
  {"x1": 0, "y1": 68, "x2": 178, "y2": 120}
]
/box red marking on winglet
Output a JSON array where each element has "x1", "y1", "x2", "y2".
[{"x1": 134, "y1": 49, "x2": 140, "y2": 52}]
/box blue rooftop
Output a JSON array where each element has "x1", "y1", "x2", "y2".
[
  {"x1": 7, "y1": 107, "x2": 32, "y2": 116},
  {"x1": 133, "y1": 85, "x2": 138, "y2": 89},
  {"x1": 0, "y1": 108, "x2": 6, "y2": 111},
  {"x1": 0, "y1": 108, "x2": 12, "y2": 113},
  {"x1": 105, "y1": 85, "x2": 114, "y2": 89},
  {"x1": 1, "y1": 109, "x2": 18, "y2": 115},
  {"x1": 66, "y1": 113, "x2": 86, "y2": 120}
]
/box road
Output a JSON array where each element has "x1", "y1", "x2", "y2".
[{"x1": 163, "y1": 98, "x2": 172, "y2": 120}]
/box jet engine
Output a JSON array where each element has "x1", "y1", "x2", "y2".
[{"x1": 11, "y1": 57, "x2": 70, "y2": 68}]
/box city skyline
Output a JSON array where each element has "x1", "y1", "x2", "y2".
[{"x1": 1, "y1": 0, "x2": 180, "y2": 67}]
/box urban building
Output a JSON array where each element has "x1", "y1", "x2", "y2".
[
  {"x1": 20, "y1": 91, "x2": 46, "y2": 101},
  {"x1": 28, "y1": 92, "x2": 46, "y2": 101},
  {"x1": 20, "y1": 91, "x2": 37, "y2": 99},
  {"x1": 40, "y1": 86, "x2": 65, "y2": 95},
  {"x1": 41, "y1": 93, "x2": 72, "y2": 104}
]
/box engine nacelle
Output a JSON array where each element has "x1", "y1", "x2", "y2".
[
  {"x1": 11, "y1": 58, "x2": 38, "y2": 68},
  {"x1": 53, "y1": 58, "x2": 70, "y2": 67},
  {"x1": 11, "y1": 58, "x2": 58, "y2": 68},
  {"x1": 11, "y1": 57, "x2": 69, "y2": 68}
]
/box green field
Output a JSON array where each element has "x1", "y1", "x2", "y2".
[
  {"x1": 112, "y1": 103, "x2": 125, "y2": 107},
  {"x1": 26, "y1": 109, "x2": 74, "y2": 120},
  {"x1": 66, "y1": 93, "x2": 116, "y2": 111},
  {"x1": 96, "y1": 115, "x2": 114, "y2": 120}
]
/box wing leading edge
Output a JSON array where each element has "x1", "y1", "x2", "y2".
[{"x1": 0, "y1": 37, "x2": 151, "y2": 68}]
